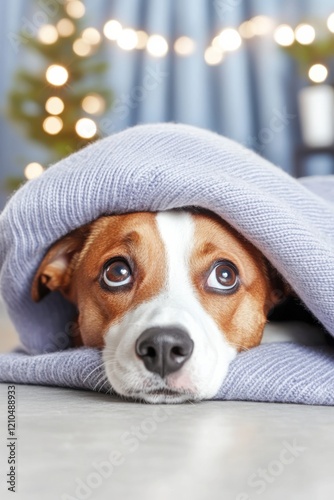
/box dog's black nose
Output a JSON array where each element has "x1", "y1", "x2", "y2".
[{"x1": 135, "y1": 326, "x2": 194, "y2": 378}]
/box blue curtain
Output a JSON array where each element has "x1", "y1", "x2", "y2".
[{"x1": 1, "y1": 0, "x2": 333, "y2": 208}]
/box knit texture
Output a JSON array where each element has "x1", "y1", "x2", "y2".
[{"x1": 0, "y1": 123, "x2": 334, "y2": 403}]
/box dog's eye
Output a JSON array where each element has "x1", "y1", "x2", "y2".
[
  {"x1": 103, "y1": 260, "x2": 133, "y2": 288},
  {"x1": 206, "y1": 261, "x2": 239, "y2": 292}
]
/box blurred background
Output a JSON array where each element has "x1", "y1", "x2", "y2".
[
  {"x1": 2, "y1": 1, "x2": 334, "y2": 204},
  {"x1": 1, "y1": 0, "x2": 334, "y2": 349}
]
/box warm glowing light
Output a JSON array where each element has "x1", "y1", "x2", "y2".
[
  {"x1": 216, "y1": 28, "x2": 242, "y2": 51},
  {"x1": 45, "y1": 96, "x2": 64, "y2": 115},
  {"x1": 75, "y1": 118, "x2": 97, "y2": 138},
  {"x1": 308, "y1": 63, "x2": 328, "y2": 83},
  {"x1": 57, "y1": 18, "x2": 75, "y2": 37},
  {"x1": 73, "y1": 38, "x2": 92, "y2": 56},
  {"x1": 82, "y1": 27, "x2": 101, "y2": 45},
  {"x1": 274, "y1": 24, "x2": 294, "y2": 46},
  {"x1": 212, "y1": 36, "x2": 222, "y2": 49},
  {"x1": 81, "y1": 94, "x2": 105, "y2": 115},
  {"x1": 250, "y1": 15, "x2": 273, "y2": 36},
  {"x1": 327, "y1": 13, "x2": 334, "y2": 33},
  {"x1": 136, "y1": 30, "x2": 148, "y2": 49},
  {"x1": 24, "y1": 162, "x2": 44, "y2": 180},
  {"x1": 103, "y1": 20, "x2": 122, "y2": 40},
  {"x1": 117, "y1": 28, "x2": 138, "y2": 50},
  {"x1": 294, "y1": 24, "x2": 315, "y2": 45},
  {"x1": 45, "y1": 65, "x2": 69, "y2": 86},
  {"x1": 174, "y1": 36, "x2": 196, "y2": 56},
  {"x1": 43, "y1": 116, "x2": 63, "y2": 135},
  {"x1": 38, "y1": 24, "x2": 59, "y2": 44},
  {"x1": 238, "y1": 21, "x2": 256, "y2": 39},
  {"x1": 147, "y1": 34, "x2": 168, "y2": 57},
  {"x1": 204, "y1": 46, "x2": 223, "y2": 65},
  {"x1": 65, "y1": 0, "x2": 85, "y2": 19}
]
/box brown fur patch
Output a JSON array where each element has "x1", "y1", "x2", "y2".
[
  {"x1": 33, "y1": 213, "x2": 166, "y2": 348},
  {"x1": 189, "y1": 212, "x2": 274, "y2": 351}
]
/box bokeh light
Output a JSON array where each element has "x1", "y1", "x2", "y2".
[
  {"x1": 73, "y1": 38, "x2": 92, "y2": 56},
  {"x1": 117, "y1": 29, "x2": 138, "y2": 50},
  {"x1": 274, "y1": 24, "x2": 295, "y2": 46},
  {"x1": 327, "y1": 13, "x2": 334, "y2": 33},
  {"x1": 216, "y1": 28, "x2": 242, "y2": 51},
  {"x1": 238, "y1": 21, "x2": 256, "y2": 39},
  {"x1": 250, "y1": 16, "x2": 273, "y2": 36},
  {"x1": 81, "y1": 94, "x2": 106, "y2": 115},
  {"x1": 204, "y1": 46, "x2": 223, "y2": 65},
  {"x1": 308, "y1": 63, "x2": 328, "y2": 83},
  {"x1": 24, "y1": 162, "x2": 44, "y2": 180},
  {"x1": 75, "y1": 118, "x2": 97, "y2": 138},
  {"x1": 295, "y1": 24, "x2": 315, "y2": 45},
  {"x1": 65, "y1": 1, "x2": 85, "y2": 19},
  {"x1": 38, "y1": 25, "x2": 59, "y2": 44},
  {"x1": 147, "y1": 34, "x2": 168, "y2": 57},
  {"x1": 82, "y1": 27, "x2": 101, "y2": 45},
  {"x1": 103, "y1": 20, "x2": 122, "y2": 40},
  {"x1": 43, "y1": 116, "x2": 63, "y2": 135},
  {"x1": 45, "y1": 96, "x2": 64, "y2": 115},
  {"x1": 174, "y1": 36, "x2": 196, "y2": 56},
  {"x1": 136, "y1": 30, "x2": 149, "y2": 49},
  {"x1": 45, "y1": 65, "x2": 69, "y2": 86},
  {"x1": 57, "y1": 18, "x2": 75, "y2": 37}
]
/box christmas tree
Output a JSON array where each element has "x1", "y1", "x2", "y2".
[{"x1": 7, "y1": 0, "x2": 112, "y2": 188}]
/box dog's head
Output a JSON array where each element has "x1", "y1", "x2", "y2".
[{"x1": 32, "y1": 209, "x2": 286, "y2": 403}]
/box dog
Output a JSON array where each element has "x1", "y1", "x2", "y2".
[{"x1": 31, "y1": 209, "x2": 286, "y2": 403}]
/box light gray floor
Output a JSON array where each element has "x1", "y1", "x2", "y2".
[{"x1": 0, "y1": 384, "x2": 334, "y2": 500}]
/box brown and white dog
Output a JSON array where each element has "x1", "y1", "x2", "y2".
[{"x1": 31, "y1": 209, "x2": 285, "y2": 403}]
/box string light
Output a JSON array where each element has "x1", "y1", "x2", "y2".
[
  {"x1": 103, "y1": 20, "x2": 122, "y2": 41},
  {"x1": 45, "y1": 96, "x2": 64, "y2": 115},
  {"x1": 295, "y1": 24, "x2": 315, "y2": 45},
  {"x1": 136, "y1": 30, "x2": 149, "y2": 49},
  {"x1": 250, "y1": 16, "x2": 273, "y2": 35},
  {"x1": 274, "y1": 24, "x2": 295, "y2": 46},
  {"x1": 216, "y1": 28, "x2": 242, "y2": 51},
  {"x1": 82, "y1": 28, "x2": 101, "y2": 45},
  {"x1": 73, "y1": 38, "x2": 92, "y2": 56},
  {"x1": 65, "y1": 1, "x2": 85, "y2": 19},
  {"x1": 238, "y1": 21, "x2": 256, "y2": 39},
  {"x1": 43, "y1": 116, "x2": 63, "y2": 135},
  {"x1": 174, "y1": 36, "x2": 196, "y2": 56},
  {"x1": 38, "y1": 25, "x2": 59, "y2": 44},
  {"x1": 117, "y1": 29, "x2": 138, "y2": 50},
  {"x1": 57, "y1": 18, "x2": 75, "y2": 37},
  {"x1": 24, "y1": 162, "x2": 44, "y2": 180},
  {"x1": 75, "y1": 118, "x2": 97, "y2": 138},
  {"x1": 204, "y1": 46, "x2": 223, "y2": 65},
  {"x1": 308, "y1": 63, "x2": 328, "y2": 83},
  {"x1": 147, "y1": 34, "x2": 168, "y2": 57},
  {"x1": 37, "y1": 14, "x2": 328, "y2": 69},
  {"x1": 46, "y1": 65, "x2": 69, "y2": 86},
  {"x1": 81, "y1": 94, "x2": 106, "y2": 115},
  {"x1": 327, "y1": 13, "x2": 334, "y2": 32}
]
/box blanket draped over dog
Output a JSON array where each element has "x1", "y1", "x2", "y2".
[{"x1": 1, "y1": 123, "x2": 334, "y2": 404}]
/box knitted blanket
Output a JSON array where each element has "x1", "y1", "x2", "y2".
[{"x1": 1, "y1": 123, "x2": 334, "y2": 404}]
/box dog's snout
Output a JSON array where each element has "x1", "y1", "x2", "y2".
[{"x1": 135, "y1": 326, "x2": 194, "y2": 378}]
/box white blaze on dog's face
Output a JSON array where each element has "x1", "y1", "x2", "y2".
[{"x1": 32, "y1": 210, "x2": 278, "y2": 403}]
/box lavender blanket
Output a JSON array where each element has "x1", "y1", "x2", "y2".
[{"x1": 1, "y1": 123, "x2": 334, "y2": 404}]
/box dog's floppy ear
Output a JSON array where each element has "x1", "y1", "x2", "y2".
[
  {"x1": 31, "y1": 225, "x2": 90, "y2": 302},
  {"x1": 265, "y1": 259, "x2": 291, "y2": 314}
]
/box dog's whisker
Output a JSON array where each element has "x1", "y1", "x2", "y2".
[
  {"x1": 92, "y1": 373, "x2": 109, "y2": 391},
  {"x1": 82, "y1": 362, "x2": 105, "y2": 383}
]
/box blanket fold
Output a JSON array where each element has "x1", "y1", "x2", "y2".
[
  {"x1": 1, "y1": 341, "x2": 334, "y2": 405},
  {"x1": 0, "y1": 123, "x2": 334, "y2": 404}
]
